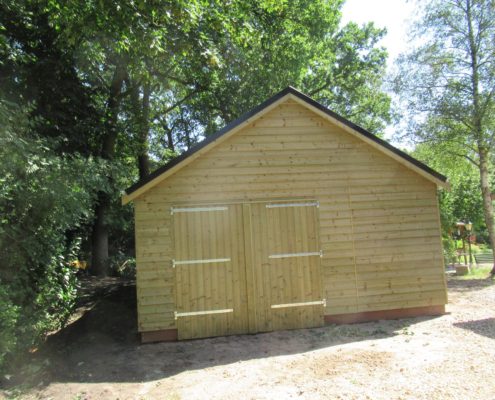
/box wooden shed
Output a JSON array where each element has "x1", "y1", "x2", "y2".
[{"x1": 122, "y1": 87, "x2": 449, "y2": 343}]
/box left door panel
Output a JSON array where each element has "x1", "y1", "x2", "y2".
[{"x1": 172, "y1": 204, "x2": 249, "y2": 339}]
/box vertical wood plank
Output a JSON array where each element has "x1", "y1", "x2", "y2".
[
  {"x1": 299, "y1": 206, "x2": 310, "y2": 324},
  {"x1": 242, "y1": 203, "x2": 257, "y2": 333},
  {"x1": 172, "y1": 206, "x2": 243, "y2": 339},
  {"x1": 250, "y1": 200, "x2": 324, "y2": 332},
  {"x1": 221, "y1": 207, "x2": 231, "y2": 333}
]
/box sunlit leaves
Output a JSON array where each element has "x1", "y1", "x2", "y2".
[{"x1": 393, "y1": 0, "x2": 495, "y2": 149}]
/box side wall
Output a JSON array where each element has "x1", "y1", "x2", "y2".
[{"x1": 134, "y1": 100, "x2": 447, "y2": 334}]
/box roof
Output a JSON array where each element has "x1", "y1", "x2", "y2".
[{"x1": 123, "y1": 86, "x2": 448, "y2": 204}]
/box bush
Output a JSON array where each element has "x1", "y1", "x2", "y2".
[
  {"x1": 442, "y1": 236, "x2": 456, "y2": 266},
  {"x1": 0, "y1": 100, "x2": 103, "y2": 371},
  {"x1": 0, "y1": 285, "x2": 20, "y2": 368},
  {"x1": 109, "y1": 254, "x2": 136, "y2": 279}
]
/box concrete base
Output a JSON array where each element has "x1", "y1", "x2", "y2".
[
  {"x1": 141, "y1": 329, "x2": 178, "y2": 343},
  {"x1": 140, "y1": 305, "x2": 446, "y2": 343},
  {"x1": 324, "y1": 305, "x2": 445, "y2": 324}
]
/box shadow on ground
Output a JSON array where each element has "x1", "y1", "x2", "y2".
[
  {"x1": 454, "y1": 318, "x2": 495, "y2": 339},
  {"x1": 447, "y1": 277, "x2": 494, "y2": 292},
  {"x1": 19, "y1": 280, "x2": 441, "y2": 387}
]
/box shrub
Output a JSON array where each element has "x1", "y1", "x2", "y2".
[
  {"x1": 0, "y1": 285, "x2": 20, "y2": 368},
  {"x1": 109, "y1": 253, "x2": 136, "y2": 279},
  {"x1": 442, "y1": 236, "x2": 456, "y2": 266},
  {"x1": 0, "y1": 100, "x2": 103, "y2": 371}
]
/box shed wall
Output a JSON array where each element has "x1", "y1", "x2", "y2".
[{"x1": 134, "y1": 99, "x2": 447, "y2": 333}]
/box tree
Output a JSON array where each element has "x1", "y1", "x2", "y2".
[
  {"x1": 393, "y1": 0, "x2": 495, "y2": 276},
  {"x1": 0, "y1": 99, "x2": 103, "y2": 370},
  {"x1": 146, "y1": 2, "x2": 392, "y2": 163},
  {"x1": 0, "y1": 0, "x2": 394, "y2": 368},
  {"x1": 412, "y1": 142, "x2": 486, "y2": 265},
  {"x1": 303, "y1": 21, "x2": 391, "y2": 134},
  {"x1": 46, "y1": 0, "x2": 393, "y2": 275},
  {"x1": 2, "y1": 0, "x2": 393, "y2": 279},
  {"x1": 45, "y1": 0, "x2": 208, "y2": 275},
  {"x1": 0, "y1": 1, "x2": 101, "y2": 155}
]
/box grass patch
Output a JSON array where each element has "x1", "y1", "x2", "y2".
[{"x1": 457, "y1": 266, "x2": 493, "y2": 280}]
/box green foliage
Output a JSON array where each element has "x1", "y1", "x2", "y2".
[
  {"x1": 442, "y1": 236, "x2": 457, "y2": 266},
  {"x1": 393, "y1": 0, "x2": 495, "y2": 150},
  {"x1": 412, "y1": 142, "x2": 489, "y2": 264},
  {"x1": 74, "y1": 0, "x2": 391, "y2": 157},
  {"x1": 303, "y1": 20, "x2": 391, "y2": 134},
  {"x1": 454, "y1": 266, "x2": 492, "y2": 280},
  {"x1": 413, "y1": 143, "x2": 486, "y2": 240},
  {"x1": 0, "y1": 100, "x2": 105, "y2": 370},
  {"x1": 0, "y1": 285, "x2": 20, "y2": 368},
  {"x1": 109, "y1": 255, "x2": 136, "y2": 279},
  {"x1": 0, "y1": 1, "x2": 101, "y2": 155},
  {"x1": 182, "y1": 2, "x2": 391, "y2": 142},
  {"x1": 393, "y1": 0, "x2": 495, "y2": 263}
]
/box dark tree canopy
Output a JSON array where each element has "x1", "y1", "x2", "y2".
[{"x1": 0, "y1": 0, "x2": 392, "y2": 370}]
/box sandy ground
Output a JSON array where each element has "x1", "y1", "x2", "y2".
[{"x1": 3, "y1": 276, "x2": 495, "y2": 400}]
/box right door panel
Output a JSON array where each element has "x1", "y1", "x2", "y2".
[{"x1": 250, "y1": 201, "x2": 325, "y2": 332}]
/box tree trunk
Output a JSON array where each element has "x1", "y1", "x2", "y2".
[
  {"x1": 478, "y1": 148, "x2": 495, "y2": 276},
  {"x1": 166, "y1": 127, "x2": 175, "y2": 152},
  {"x1": 129, "y1": 79, "x2": 151, "y2": 180},
  {"x1": 91, "y1": 200, "x2": 109, "y2": 276},
  {"x1": 91, "y1": 61, "x2": 126, "y2": 276},
  {"x1": 137, "y1": 82, "x2": 151, "y2": 179},
  {"x1": 163, "y1": 120, "x2": 175, "y2": 152},
  {"x1": 467, "y1": 2, "x2": 494, "y2": 277}
]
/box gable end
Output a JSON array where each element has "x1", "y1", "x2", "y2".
[{"x1": 123, "y1": 87, "x2": 448, "y2": 204}]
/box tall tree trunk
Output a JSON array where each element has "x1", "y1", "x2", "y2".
[
  {"x1": 478, "y1": 148, "x2": 495, "y2": 276},
  {"x1": 91, "y1": 61, "x2": 126, "y2": 276},
  {"x1": 129, "y1": 79, "x2": 151, "y2": 179},
  {"x1": 467, "y1": 1, "x2": 495, "y2": 277},
  {"x1": 165, "y1": 124, "x2": 175, "y2": 152},
  {"x1": 137, "y1": 82, "x2": 151, "y2": 179},
  {"x1": 91, "y1": 200, "x2": 109, "y2": 276}
]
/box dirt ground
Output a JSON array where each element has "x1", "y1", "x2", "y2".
[{"x1": 3, "y1": 275, "x2": 495, "y2": 400}]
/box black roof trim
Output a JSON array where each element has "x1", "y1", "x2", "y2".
[{"x1": 125, "y1": 86, "x2": 447, "y2": 195}]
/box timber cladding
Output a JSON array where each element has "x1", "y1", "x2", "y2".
[{"x1": 128, "y1": 87, "x2": 448, "y2": 341}]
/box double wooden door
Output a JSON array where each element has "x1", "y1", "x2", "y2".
[{"x1": 172, "y1": 200, "x2": 324, "y2": 340}]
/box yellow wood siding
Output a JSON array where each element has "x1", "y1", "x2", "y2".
[
  {"x1": 249, "y1": 201, "x2": 324, "y2": 332},
  {"x1": 134, "y1": 99, "x2": 447, "y2": 333},
  {"x1": 172, "y1": 204, "x2": 250, "y2": 339}
]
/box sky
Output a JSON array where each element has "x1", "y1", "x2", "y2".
[{"x1": 341, "y1": 0, "x2": 417, "y2": 66}]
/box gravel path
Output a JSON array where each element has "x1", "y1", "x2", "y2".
[{"x1": 7, "y1": 276, "x2": 495, "y2": 400}]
